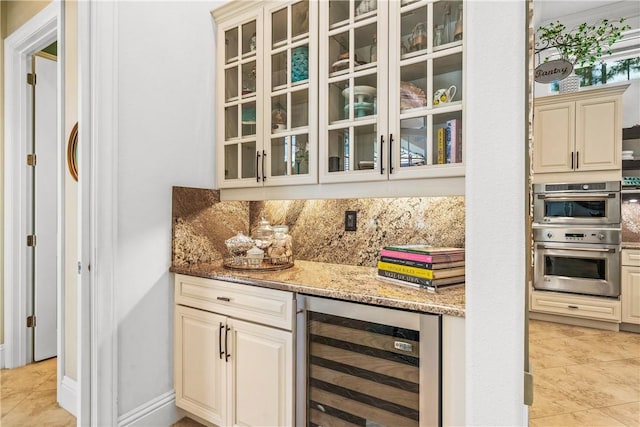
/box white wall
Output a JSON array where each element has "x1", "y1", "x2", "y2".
[
  {"x1": 115, "y1": 1, "x2": 219, "y2": 416},
  {"x1": 466, "y1": 1, "x2": 527, "y2": 425}
]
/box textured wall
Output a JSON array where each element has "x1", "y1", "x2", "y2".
[{"x1": 172, "y1": 187, "x2": 465, "y2": 269}]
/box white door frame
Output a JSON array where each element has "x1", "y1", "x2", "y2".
[
  {"x1": 77, "y1": 1, "x2": 118, "y2": 425},
  {"x1": 2, "y1": 0, "x2": 80, "y2": 417},
  {"x1": 3, "y1": 0, "x2": 63, "y2": 372}
]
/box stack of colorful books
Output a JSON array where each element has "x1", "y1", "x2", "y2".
[{"x1": 376, "y1": 245, "x2": 465, "y2": 291}]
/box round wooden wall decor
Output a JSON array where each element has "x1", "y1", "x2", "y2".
[{"x1": 67, "y1": 122, "x2": 78, "y2": 181}]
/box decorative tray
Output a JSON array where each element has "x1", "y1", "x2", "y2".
[{"x1": 223, "y1": 256, "x2": 294, "y2": 272}]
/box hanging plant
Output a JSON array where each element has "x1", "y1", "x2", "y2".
[{"x1": 536, "y1": 18, "x2": 630, "y2": 68}]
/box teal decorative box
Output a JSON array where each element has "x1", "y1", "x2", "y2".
[{"x1": 291, "y1": 46, "x2": 309, "y2": 83}]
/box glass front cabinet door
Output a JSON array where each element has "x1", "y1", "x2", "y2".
[
  {"x1": 215, "y1": 1, "x2": 317, "y2": 189},
  {"x1": 319, "y1": 0, "x2": 464, "y2": 183}
]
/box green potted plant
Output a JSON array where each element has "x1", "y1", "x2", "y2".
[{"x1": 536, "y1": 18, "x2": 630, "y2": 91}]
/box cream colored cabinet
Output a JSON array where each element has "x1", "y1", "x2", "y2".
[
  {"x1": 621, "y1": 249, "x2": 640, "y2": 325},
  {"x1": 175, "y1": 305, "x2": 227, "y2": 425},
  {"x1": 533, "y1": 85, "x2": 627, "y2": 182},
  {"x1": 530, "y1": 290, "x2": 621, "y2": 322},
  {"x1": 319, "y1": 0, "x2": 464, "y2": 184},
  {"x1": 213, "y1": 1, "x2": 318, "y2": 189},
  {"x1": 174, "y1": 274, "x2": 295, "y2": 426}
]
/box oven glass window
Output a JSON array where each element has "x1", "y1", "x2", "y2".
[
  {"x1": 544, "y1": 200, "x2": 606, "y2": 218},
  {"x1": 544, "y1": 255, "x2": 605, "y2": 280}
]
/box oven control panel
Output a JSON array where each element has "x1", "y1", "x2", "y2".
[{"x1": 533, "y1": 227, "x2": 620, "y2": 245}]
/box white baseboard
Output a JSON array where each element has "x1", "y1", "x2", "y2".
[
  {"x1": 0, "y1": 344, "x2": 4, "y2": 369},
  {"x1": 118, "y1": 390, "x2": 181, "y2": 427},
  {"x1": 58, "y1": 375, "x2": 78, "y2": 416}
]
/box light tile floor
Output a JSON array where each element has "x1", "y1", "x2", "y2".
[
  {"x1": 529, "y1": 320, "x2": 640, "y2": 426},
  {"x1": 0, "y1": 357, "x2": 75, "y2": 426},
  {"x1": 2, "y1": 321, "x2": 639, "y2": 426}
]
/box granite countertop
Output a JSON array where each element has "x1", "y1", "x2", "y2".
[
  {"x1": 170, "y1": 259, "x2": 465, "y2": 317},
  {"x1": 622, "y1": 242, "x2": 640, "y2": 250}
]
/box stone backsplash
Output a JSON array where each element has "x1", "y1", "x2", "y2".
[
  {"x1": 172, "y1": 187, "x2": 465, "y2": 268},
  {"x1": 622, "y1": 201, "x2": 640, "y2": 243}
]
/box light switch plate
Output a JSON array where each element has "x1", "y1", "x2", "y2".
[{"x1": 345, "y1": 211, "x2": 357, "y2": 231}]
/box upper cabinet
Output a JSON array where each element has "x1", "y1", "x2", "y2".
[
  {"x1": 215, "y1": 1, "x2": 318, "y2": 189},
  {"x1": 213, "y1": 0, "x2": 465, "y2": 194},
  {"x1": 533, "y1": 84, "x2": 629, "y2": 184},
  {"x1": 319, "y1": 0, "x2": 464, "y2": 183}
]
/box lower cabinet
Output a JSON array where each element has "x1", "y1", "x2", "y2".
[
  {"x1": 174, "y1": 274, "x2": 294, "y2": 426},
  {"x1": 530, "y1": 290, "x2": 621, "y2": 322},
  {"x1": 621, "y1": 249, "x2": 640, "y2": 325}
]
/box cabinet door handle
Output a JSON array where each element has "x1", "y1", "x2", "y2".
[
  {"x1": 388, "y1": 134, "x2": 394, "y2": 174},
  {"x1": 225, "y1": 325, "x2": 231, "y2": 362},
  {"x1": 571, "y1": 152, "x2": 574, "y2": 169},
  {"x1": 256, "y1": 151, "x2": 261, "y2": 182},
  {"x1": 216, "y1": 296, "x2": 231, "y2": 302},
  {"x1": 262, "y1": 150, "x2": 267, "y2": 182},
  {"x1": 576, "y1": 151, "x2": 579, "y2": 169},
  {"x1": 567, "y1": 305, "x2": 579, "y2": 309},
  {"x1": 379, "y1": 135, "x2": 385, "y2": 175},
  {"x1": 219, "y1": 322, "x2": 224, "y2": 360}
]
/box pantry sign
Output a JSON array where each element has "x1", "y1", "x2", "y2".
[{"x1": 535, "y1": 59, "x2": 573, "y2": 83}]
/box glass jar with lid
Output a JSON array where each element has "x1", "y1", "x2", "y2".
[
  {"x1": 269, "y1": 225, "x2": 293, "y2": 264},
  {"x1": 252, "y1": 218, "x2": 274, "y2": 249}
]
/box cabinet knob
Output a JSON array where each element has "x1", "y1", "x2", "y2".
[{"x1": 546, "y1": 232, "x2": 553, "y2": 239}]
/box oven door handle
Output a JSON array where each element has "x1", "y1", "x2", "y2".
[
  {"x1": 536, "y1": 193, "x2": 617, "y2": 200},
  {"x1": 536, "y1": 244, "x2": 616, "y2": 253}
]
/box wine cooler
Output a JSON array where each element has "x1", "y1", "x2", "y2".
[{"x1": 296, "y1": 296, "x2": 441, "y2": 427}]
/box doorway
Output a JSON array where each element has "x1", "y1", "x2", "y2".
[{"x1": 2, "y1": 1, "x2": 76, "y2": 417}]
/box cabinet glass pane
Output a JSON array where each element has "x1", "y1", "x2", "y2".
[
  {"x1": 433, "y1": 53, "x2": 463, "y2": 106},
  {"x1": 400, "y1": 62, "x2": 428, "y2": 111},
  {"x1": 432, "y1": 111, "x2": 462, "y2": 165},
  {"x1": 241, "y1": 141, "x2": 257, "y2": 178},
  {"x1": 353, "y1": 74, "x2": 377, "y2": 119},
  {"x1": 271, "y1": 94, "x2": 287, "y2": 133},
  {"x1": 354, "y1": 23, "x2": 377, "y2": 68},
  {"x1": 225, "y1": 67, "x2": 239, "y2": 101},
  {"x1": 242, "y1": 21, "x2": 257, "y2": 57},
  {"x1": 292, "y1": 134, "x2": 309, "y2": 175},
  {"x1": 433, "y1": 1, "x2": 463, "y2": 47},
  {"x1": 329, "y1": 79, "x2": 350, "y2": 123},
  {"x1": 225, "y1": 28, "x2": 239, "y2": 63},
  {"x1": 272, "y1": 8, "x2": 288, "y2": 48},
  {"x1": 225, "y1": 144, "x2": 238, "y2": 179},
  {"x1": 242, "y1": 61, "x2": 257, "y2": 96},
  {"x1": 354, "y1": 124, "x2": 377, "y2": 171},
  {"x1": 271, "y1": 136, "x2": 289, "y2": 177},
  {"x1": 272, "y1": 52, "x2": 288, "y2": 90},
  {"x1": 401, "y1": 5, "x2": 428, "y2": 56},
  {"x1": 292, "y1": 1, "x2": 309, "y2": 39},
  {"x1": 291, "y1": 89, "x2": 309, "y2": 128},
  {"x1": 291, "y1": 44, "x2": 309, "y2": 83},
  {"x1": 328, "y1": 128, "x2": 349, "y2": 172},
  {"x1": 329, "y1": 31, "x2": 350, "y2": 76},
  {"x1": 400, "y1": 118, "x2": 427, "y2": 167},
  {"x1": 329, "y1": 0, "x2": 349, "y2": 29},
  {"x1": 355, "y1": 0, "x2": 377, "y2": 19},
  {"x1": 241, "y1": 102, "x2": 256, "y2": 136},
  {"x1": 225, "y1": 106, "x2": 238, "y2": 139}
]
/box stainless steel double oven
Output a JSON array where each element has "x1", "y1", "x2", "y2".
[{"x1": 532, "y1": 182, "x2": 621, "y2": 298}]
